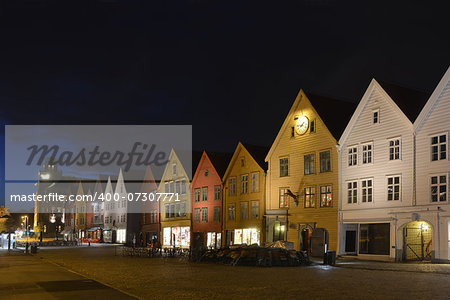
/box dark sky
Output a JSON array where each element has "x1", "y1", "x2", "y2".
[{"x1": 0, "y1": 0, "x2": 449, "y2": 150}]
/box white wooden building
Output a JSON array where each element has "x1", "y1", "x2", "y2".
[
  {"x1": 413, "y1": 67, "x2": 450, "y2": 262},
  {"x1": 338, "y1": 78, "x2": 429, "y2": 261}
]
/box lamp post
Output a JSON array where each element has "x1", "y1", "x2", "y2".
[{"x1": 22, "y1": 215, "x2": 29, "y2": 253}]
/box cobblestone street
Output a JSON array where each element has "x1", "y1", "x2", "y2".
[{"x1": 3, "y1": 245, "x2": 448, "y2": 299}]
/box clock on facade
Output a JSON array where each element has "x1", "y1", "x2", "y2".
[{"x1": 295, "y1": 115, "x2": 309, "y2": 135}]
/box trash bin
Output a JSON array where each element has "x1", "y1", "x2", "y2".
[{"x1": 326, "y1": 251, "x2": 336, "y2": 265}]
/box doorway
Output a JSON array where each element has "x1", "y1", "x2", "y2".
[{"x1": 403, "y1": 221, "x2": 432, "y2": 261}]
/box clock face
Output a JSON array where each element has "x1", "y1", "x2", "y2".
[{"x1": 295, "y1": 115, "x2": 309, "y2": 135}]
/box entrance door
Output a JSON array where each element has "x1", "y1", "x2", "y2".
[
  {"x1": 403, "y1": 221, "x2": 432, "y2": 261},
  {"x1": 345, "y1": 230, "x2": 357, "y2": 254}
]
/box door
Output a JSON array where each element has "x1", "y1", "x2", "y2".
[
  {"x1": 345, "y1": 230, "x2": 357, "y2": 254},
  {"x1": 403, "y1": 221, "x2": 432, "y2": 261}
]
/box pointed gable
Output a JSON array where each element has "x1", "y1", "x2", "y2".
[
  {"x1": 223, "y1": 142, "x2": 268, "y2": 181},
  {"x1": 414, "y1": 66, "x2": 450, "y2": 132}
]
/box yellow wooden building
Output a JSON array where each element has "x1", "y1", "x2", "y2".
[
  {"x1": 265, "y1": 90, "x2": 355, "y2": 255},
  {"x1": 222, "y1": 142, "x2": 268, "y2": 246}
]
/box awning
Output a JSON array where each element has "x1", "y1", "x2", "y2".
[
  {"x1": 87, "y1": 227, "x2": 103, "y2": 232},
  {"x1": 60, "y1": 228, "x2": 74, "y2": 235}
]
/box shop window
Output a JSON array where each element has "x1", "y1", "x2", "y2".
[{"x1": 359, "y1": 223, "x2": 390, "y2": 255}]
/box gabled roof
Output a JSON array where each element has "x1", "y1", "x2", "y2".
[
  {"x1": 414, "y1": 66, "x2": 450, "y2": 132},
  {"x1": 378, "y1": 81, "x2": 430, "y2": 123},
  {"x1": 265, "y1": 89, "x2": 355, "y2": 161},
  {"x1": 207, "y1": 151, "x2": 233, "y2": 178},
  {"x1": 223, "y1": 142, "x2": 269, "y2": 181},
  {"x1": 339, "y1": 79, "x2": 426, "y2": 146},
  {"x1": 306, "y1": 93, "x2": 356, "y2": 140}
]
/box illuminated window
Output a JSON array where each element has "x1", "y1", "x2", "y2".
[
  {"x1": 431, "y1": 134, "x2": 447, "y2": 161},
  {"x1": 347, "y1": 181, "x2": 357, "y2": 204},
  {"x1": 213, "y1": 207, "x2": 220, "y2": 222},
  {"x1": 361, "y1": 179, "x2": 373, "y2": 203},
  {"x1": 279, "y1": 188, "x2": 289, "y2": 208},
  {"x1": 389, "y1": 138, "x2": 401, "y2": 160},
  {"x1": 280, "y1": 157, "x2": 289, "y2": 177},
  {"x1": 228, "y1": 177, "x2": 236, "y2": 196},
  {"x1": 362, "y1": 143, "x2": 373, "y2": 164},
  {"x1": 431, "y1": 175, "x2": 447, "y2": 202},
  {"x1": 251, "y1": 201, "x2": 259, "y2": 219},
  {"x1": 228, "y1": 204, "x2": 235, "y2": 220},
  {"x1": 214, "y1": 185, "x2": 221, "y2": 200},
  {"x1": 201, "y1": 207, "x2": 208, "y2": 222},
  {"x1": 373, "y1": 110, "x2": 379, "y2": 124},
  {"x1": 202, "y1": 187, "x2": 208, "y2": 201},
  {"x1": 240, "y1": 175, "x2": 248, "y2": 194},
  {"x1": 240, "y1": 202, "x2": 248, "y2": 220},
  {"x1": 319, "y1": 150, "x2": 331, "y2": 172},
  {"x1": 194, "y1": 188, "x2": 201, "y2": 202},
  {"x1": 348, "y1": 147, "x2": 357, "y2": 166},
  {"x1": 304, "y1": 187, "x2": 316, "y2": 208},
  {"x1": 320, "y1": 185, "x2": 332, "y2": 207},
  {"x1": 251, "y1": 172, "x2": 259, "y2": 192},
  {"x1": 387, "y1": 176, "x2": 401, "y2": 201},
  {"x1": 304, "y1": 153, "x2": 315, "y2": 175}
]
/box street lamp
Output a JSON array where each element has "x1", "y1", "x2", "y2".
[{"x1": 22, "y1": 215, "x2": 29, "y2": 253}]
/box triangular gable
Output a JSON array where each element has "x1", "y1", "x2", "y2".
[
  {"x1": 159, "y1": 149, "x2": 190, "y2": 184},
  {"x1": 414, "y1": 66, "x2": 450, "y2": 132},
  {"x1": 339, "y1": 79, "x2": 414, "y2": 146},
  {"x1": 222, "y1": 142, "x2": 265, "y2": 181}
]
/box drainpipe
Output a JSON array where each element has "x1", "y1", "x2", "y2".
[
  {"x1": 413, "y1": 132, "x2": 416, "y2": 206},
  {"x1": 336, "y1": 143, "x2": 342, "y2": 255},
  {"x1": 437, "y1": 207, "x2": 441, "y2": 261}
]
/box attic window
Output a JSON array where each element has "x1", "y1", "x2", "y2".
[
  {"x1": 240, "y1": 157, "x2": 245, "y2": 167},
  {"x1": 204, "y1": 170, "x2": 209, "y2": 177},
  {"x1": 310, "y1": 120, "x2": 316, "y2": 133},
  {"x1": 373, "y1": 110, "x2": 379, "y2": 124}
]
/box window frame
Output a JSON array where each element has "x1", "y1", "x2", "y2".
[
  {"x1": 347, "y1": 181, "x2": 358, "y2": 204},
  {"x1": 431, "y1": 133, "x2": 447, "y2": 161},
  {"x1": 279, "y1": 157, "x2": 289, "y2": 177},
  {"x1": 430, "y1": 174, "x2": 447, "y2": 202},
  {"x1": 361, "y1": 178, "x2": 373, "y2": 203},
  {"x1": 362, "y1": 142, "x2": 373, "y2": 164},
  {"x1": 240, "y1": 174, "x2": 248, "y2": 194},
  {"x1": 304, "y1": 153, "x2": 315, "y2": 175},
  {"x1": 251, "y1": 172, "x2": 259, "y2": 193},
  {"x1": 320, "y1": 185, "x2": 332, "y2": 207},
  {"x1": 387, "y1": 175, "x2": 401, "y2": 201},
  {"x1": 279, "y1": 187, "x2": 289, "y2": 208},
  {"x1": 319, "y1": 150, "x2": 331, "y2": 173},
  {"x1": 304, "y1": 186, "x2": 316, "y2": 208},
  {"x1": 388, "y1": 138, "x2": 401, "y2": 161},
  {"x1": 348, "y1": 146, "x2": 358, "y2": 166}
]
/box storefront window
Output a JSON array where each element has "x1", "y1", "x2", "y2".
[
  {"x1": 359, "y1": 223, "x2": 390, "y2": 255},
  {"x1": 233, "y1": 228, "x2": 260, "y2": 245}
]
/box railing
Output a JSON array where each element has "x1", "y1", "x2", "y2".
[{"x1": 118, "y1": 246, "x2": 190, "y2": 258}]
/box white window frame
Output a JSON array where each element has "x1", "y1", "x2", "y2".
[
  {"x1": 347, "y1": 181, "x2": 357, "y2": 204},
  {"x1": 430, "y1": 174, "x2": 447, "y2": 202},
  {"x1": 373, "y1": 109, "x2": 380, "y2": 124},
  {"x1": 348, "y1": 146, "x2": 358, "y2": 166},
  {"x1": 431, "y1": 133, "x2": 447, "y2": 161},
  {"x1": 362, "y1": 142, "x2": 373, "y2": 164},
  {"x1": 361, "y1": 178, "x2": 373, "y2": 203},
  {"x1": 388, "y1": 138, "x2": 401, "y2": 161},
  {"x1": 387, "y1": 175, "x2": 401, "y2": 201}
]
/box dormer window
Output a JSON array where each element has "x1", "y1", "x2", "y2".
[{"x1": 373, "y1": 110, "x2": 379, "y2": 124}]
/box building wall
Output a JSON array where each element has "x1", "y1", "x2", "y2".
[
  {"x1": 415, "y1": 77, "x2": 450, "y2": 262},
  {"x1": 266, "y1": 91, "x2": 339, "y2": 252},
  {"x1": 191, "y1": 153, "x2": 223, "y2": 234},
  {"x1": 339, "y1": 83, "x2": 415, "y2": 259},
  {"x1": 223, "y1": 143, "x2": 265, "y2": 246}
]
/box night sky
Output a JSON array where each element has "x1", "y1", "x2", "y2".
[{"x1": 0, "y1": 1, "x2": 449, "y2": 204}]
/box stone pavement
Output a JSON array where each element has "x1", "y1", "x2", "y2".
[{"x1": 0, "y1": 253, "x2": 138, "y2": 299}]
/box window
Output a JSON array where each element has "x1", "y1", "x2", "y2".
[
  {"x1": 228, "y1": 204, "x2": 235, "y2": 220},
  {"x1": 240, "y1": 157, "x2": 245, "y2": 167},
  {"x1": 320, "y1": 185, "x2": 332, "y2": 207},
  {"x1": 169, "y1": 181, "x2": 174, "y2": 193},
  {"x1": 387, "y1": 176, "x2": 401, "y2": 201},
  {"x1": 348, "y1": 147, "x2": 357, "y2": 166},
  {"x1": 251, "y1": 172, "x2": 259, "y2": 192},
  {"x1": 204, "y1": 170, "x2": 209, "y2": 177},
  {"x1": 251, "y1": 201, "x2": 259, "y2": 219},
  {"x1": 240, "y1": 202, "x2": 248, "y2": 220},
  {"x1": 165, "y1": 182, "x2": 169, "y2": 193},
  {"x1": 181, "y1": 203, "x2": 186, "y2": 216},
  {"x1": 229, "y1": 177, "x2": 236, "y2": 196},
  {"x1": 310, "y1": 119, "x2": 316, "y2": 133},
  {"x1": 373, "y1": 110, "x2": 379, "y2": 124},
  {"x1": 170, "y1": 204, "x2": 175, "y2": 217},
  {"x1": 389, "y1": 139, "x2": 401, "y2": 160},
  {"x1": 194, "y1": 208, "x2": 200, "y2": 223},
  {"x1": 194, "y1": 188, "x2": 201, "y2": 202},
  {"x1": 362, "y1": 143, "x2": 373, "y2": 164},
  {"x1": 181, "y1": 180, "x2": 186, "y2": 194},
  {"x1": 361, "y1": 179, "x2": 373, "y2": 203},
  {"x1": 176, "y1": 203, "x2": 181, "y2": 217},
  {"x1": 279, "y1": 188, "x2": 289, "y2": 208},
  {"x1": 280, "y1": 157, "x2": 289, "y2": 177},
  {"x1": 165, "y1": 204, "x2": 170, "y2": 218},
  {"x1": 214, "y1": 185, "x2": 221, "y2": 200},
  {"x1": 172, "y1": 163, "x2": 177, "y2": 175},
  {"x1": 347, "y1": 181, "x2": 357, "y2": 204},
  {"x1": 431, "y1": 175, "x2": 447, "y2": 202},
  {"x1": 431, "y1": 134, "x2": 447, "y2": 161},
  {"x1": 213, "y1": 207, "x2": 220, "y2": 222},
  {"x1": 201, "y1": 207, "x2": 208, "y2": 222},
  {"x1": 304, "y1": 153, "x2": 315, "y2": 175},
  {"x1": 304, "y1": 187, "x2": 316, "y2": 208},
  {"x1": 202, "y1": 187, "x2": 208, "y2": 201},
  {"x1": 175, "y1": 180, "x2": 181, "y2": 194},
  {"x1": 319, "y1": 151, "x2": 331, "y2": 172},
  {"x1": 241, "y1": 175, "x2": 248, "y2": 194}
]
